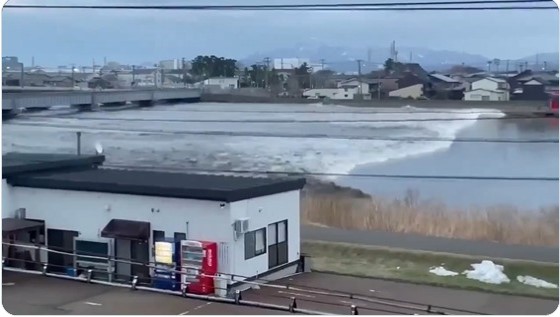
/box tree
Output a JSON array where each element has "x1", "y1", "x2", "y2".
[
  {"x1": 190, "y1": 55, "x2": 238, "y2": 79},
  {"x1": 294, "y1": 63, "x2": 312, "y2": 89},
  {"x1": 383, "y1": 58, "x2": 395, "y2": 74},
  {"x1": 311, "y1": 69, "x2": 336, "y2": 88}
]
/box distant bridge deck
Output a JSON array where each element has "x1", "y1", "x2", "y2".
[{"x1": 2, "y1": 88, "x2": 201, "y2": 111}]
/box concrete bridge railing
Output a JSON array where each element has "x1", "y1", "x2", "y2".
[{"x1": 2, "y1": 88, "x2": 201, "y2": 111}]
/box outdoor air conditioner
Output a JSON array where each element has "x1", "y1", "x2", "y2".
[
  {"x1": 15, "y1": 208, "x2": 26, "y2": 219},
  {"x1": 233, "y1": 218, "x2": 250, "y2": 236}
]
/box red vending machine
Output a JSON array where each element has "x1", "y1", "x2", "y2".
[{"x1": 179, "y1": 240, "x2": 218, "y2": 295}]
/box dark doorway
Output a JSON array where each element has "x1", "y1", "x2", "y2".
[
  {"x1": 47, "y1": 229, "x2": 78, "y2": 273},
  {"x1": 268, "y1": 220, "x2": 288, "y2": 269},
  {"x1": 130, "y1": 240, "x2": 150, "y2": 285}
]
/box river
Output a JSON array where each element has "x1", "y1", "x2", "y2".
[{"x1": 2, "y1": 102, "x2": 558, "y2": 210}]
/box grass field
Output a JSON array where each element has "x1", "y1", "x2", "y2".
[
  {"x1": 301, "y1": 190, "x2": 559, "y2": 247},
  {"x1": 302, "y1": 240, "x2": 559, "y2": 299}
]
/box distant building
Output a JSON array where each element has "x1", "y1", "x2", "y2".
[
  {"x1": 2, "y1": 56, "x2": 21, "y2": 71},
  {"x1": 464, "y1": 77, "x2": 510, "y2": 101},
  {"x1": 159, "y1": 59, "x2": 185, "y2": 70},
  {"x1": 303, "y1": 86, "x2": 364, "y2": 100},
  {"x1": 464, "y1": 89, "x2": 509, "y2": 101},
  {"x1": 199, "y1": 77, "x2": 239, "y2": 89},
  {"x1": 388, "y1": 84, "x2": 424, "y2": 99}
]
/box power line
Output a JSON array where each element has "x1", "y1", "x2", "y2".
[
  {"x1": 5, "y1": 1, "x2": 556, "y2": 10},
  {"x1": 105, "y1": 164, "x2": 559, "y2": 182}
]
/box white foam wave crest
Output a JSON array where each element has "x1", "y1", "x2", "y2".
[{"x1": 224, "y1": 107, "x2": 505, "y2": 177}]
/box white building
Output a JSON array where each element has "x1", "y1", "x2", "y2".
[
  {"x1": 336, "y1": 78, "x2": 370, "y2": 95},
  {"x1": 159, "y1": 59, "x2": 181, "y2": 70},
  {"x1": 198, "y1": 77, "x2": 239, "y2": 89},
  {"x1": 303, "y1": 87, "x2": 359, "y2": 100},
  {"x1": 2, "y1": 153, "x2": 305, "y2": 289},
  {"x1": 388, "y1": 83, "x2": 424, "y2": 99},
  {"x1": 463, "y1": 89, "x2": 509, "y2": 101},
  {"x1": 465, "y1": 77, "x2": 510, "y2": 101}
]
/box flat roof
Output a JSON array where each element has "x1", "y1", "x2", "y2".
[
  {"x1": 9, "y1": 168, "x2": 306, "y2": 202},
  {"x1": 2, "y1": 153, "x2": 105, "y2": 179},
  {"x1": 2, "y1": 218, "x2": 43, "y2": 233}
]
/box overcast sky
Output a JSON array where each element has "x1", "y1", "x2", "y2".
[{"x1": 2, "y1": 0, "x2": 559, "y2": 66}]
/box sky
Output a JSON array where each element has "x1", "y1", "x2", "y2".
[{"x1": 1, "y1": 0, "x2": 559, "y2": 67}]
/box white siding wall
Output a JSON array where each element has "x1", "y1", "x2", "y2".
[
  {"x1": 464, "y1": 90, "x2": 508, "y2": 101},
  {"x1": 389, "y1": 84, "x2": 424, "y2": 99},
  {"x1": 229, "y1": 190, "x2": 300, "y2": 279},
  {"x1": 2, "y1": 179, "x2": 12, "y2": 218},
  {"x1": 204, "y1": 78, "x2": 239, "y2": 89},
  {"x1": 9, "y1": 187, "x2": 233, "y2": 274},
  {"x1": 303, "y1": 88, "x2": 357, "y2": 100},
  {"x1": 7, "y1": 186, "x2": 301, "y2": 279},
  {"x1": 471, "y1": 78, "x2": 499, "y2": 91}
]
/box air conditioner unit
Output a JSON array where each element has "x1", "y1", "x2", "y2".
[{"x1": 233, "y1": 218, "x2": 250, "y2": 236}]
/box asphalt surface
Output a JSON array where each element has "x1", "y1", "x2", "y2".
[
  {"x1": 1, "y1": 272, "x2": 293, "y2": 315},
  {"x1": 302, "y1": 226, "x2": 559, "y2": 263},
  {"x1": 243, "y1": 272, "x2": 559, "y2": 315}
]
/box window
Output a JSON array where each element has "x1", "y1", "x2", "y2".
[
  {"x1": 244, "y1": 228, "x2": 266, "y2": 260},
  {"x1": 174, "y1": 232, "x2": 186, "y2": 241},
  {"x1": 268, "y1": 220, "x2": 288, "y2": 268},
  {"x1": 152, "y1": 230, "x2": 165, "y2": 243}
]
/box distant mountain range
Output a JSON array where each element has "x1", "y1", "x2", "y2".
[{"x1": 241, "y1": 43, "x2": 559, "y2": 73}]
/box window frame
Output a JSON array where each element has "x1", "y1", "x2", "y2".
[
  {"x1": 244, "y1": 227, "x2": 267, "y2": 260},
  {"x1": 268, "y1": 220, "x2": 288, "y2": 268}
]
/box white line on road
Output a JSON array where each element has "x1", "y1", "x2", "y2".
[
  {"x1": 84, "y1": 302, "x2": 102, "y2": 306},
  {"x1": 179, "y1": 302, "x2": 212, "y2": 315},
  {"x1": 278, "y1": 290, "x2": 315, "y2": 298}
]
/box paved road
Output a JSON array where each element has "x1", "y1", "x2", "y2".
[
  {"x1": 302, "y1": 226, "x2": 559, "y2": 263},
  {"x1": 244, "y1": 272, "x2": 559, "y2": 315},
  {"x1": 1, "y1": 272, "x2": 292, "y2": 315}
]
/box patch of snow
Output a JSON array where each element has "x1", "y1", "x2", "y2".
[
  {"x1": 429, "y1": 266, "x2": 459, "y2": 276},
  {"x1": 516, "y1": 276, "x2": 558, "y2": 289},
  {"x1": 463, "y1": 260, "x2": 510, "y2": 285}
]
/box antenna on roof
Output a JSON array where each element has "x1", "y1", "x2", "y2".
[{"x1": 95, "y1": 142, "x2": 103, "y2": 155}]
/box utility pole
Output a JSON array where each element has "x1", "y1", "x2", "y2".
[
  {"x1": 71, "y1": 63, "x2": 75, "y2": 88},
  {"x1": 182, "y1": 57, "x2": 186, "y2": 86},
  {"x1": 356, "y1": 59, "x2": 363, "y2": 95},
  {"x1": 92, "y1": 58, "x2": 96, "y2": 75},
  {"x1": 263, "y1": 57, "x2": 271, "y2": 89},
  {"x1": 320, "y1": 59, "x2": 325, "y2": 71},
  {"x1": 132, "y1": 65, "x2": 136, "y2": 86}
]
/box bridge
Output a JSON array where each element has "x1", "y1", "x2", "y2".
[{"x1": 2, "y1": 88, "x2": 201, "y2": 118}]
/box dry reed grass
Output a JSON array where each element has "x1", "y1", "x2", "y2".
[{"x1": 301, "y1": 188, "x2": 559, "y2": 247}]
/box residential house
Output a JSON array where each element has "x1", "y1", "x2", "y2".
[
  {"x1": 199, "y1": 77, "x2": 239, "y2": 89},
  {"x1": 464, "y1": 77, "x2": 510, "y2": 101},
  {"x1": 336, "y1": 78, "x2": 372, "y2": 95},
  {"x1": 303, "y1": 86, "x2": 361, "y2": 100},
  {"x1": 426, "y1": 73, "x2": 466, "y2": 100},
  {"x1": 388, "y1": 84, "x2": 424, "y2": 99},
  {"x1": 118, "y1": 68, "x2": 161, "y2": 87}
]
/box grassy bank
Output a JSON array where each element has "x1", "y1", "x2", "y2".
[
  {"x1": 303, "y1": 240, "x2": 559, "y2": 299},
  {"x1": 301, "y1": 187, "x2": 559, "y2": 247}
]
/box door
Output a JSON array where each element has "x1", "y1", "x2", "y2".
[
  {"x1": 47, "y1": 229, "x2": 78, "y2": 273},
  {"x1": 130, "y1": 240, "x2": 150, "y2": 285},
  {"x1": 115, "y1": 239, "x2": 131, "y2": 281}
]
